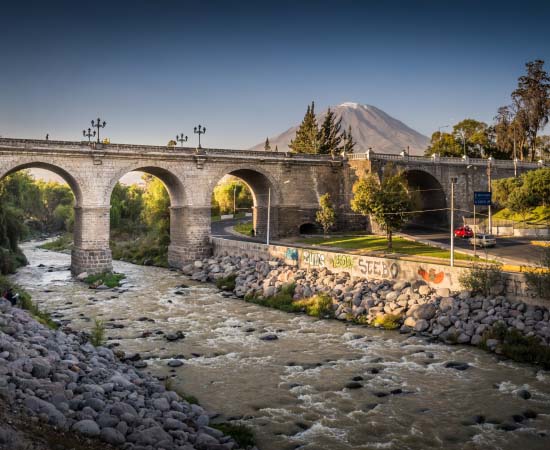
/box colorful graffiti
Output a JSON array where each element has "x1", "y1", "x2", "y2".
[
  {"x1": 331, "y1": 254, "x2": 354, "y2": 270},
  {"x1": 418, "y1": 267, "x2": 445, "y2": 284},
  {"x1": 357, "y1": 258, "x2": 399, "y2": 279},
  {"x1": 302, "y1": 250, "x2": 326, "y2": 268},
  {"x1": 285, "y1": 248, "x2": 298, "y2": 261}
]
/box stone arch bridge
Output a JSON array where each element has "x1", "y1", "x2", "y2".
[{"x1": 0, "y1": 138, "x2": 543, "y2": 274}]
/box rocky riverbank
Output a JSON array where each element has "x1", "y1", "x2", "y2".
[
  {"x1": 0, "y1": 298, "x2": 246, "y2": 450},
  {"x1": 183, "y1": 253, "x2": 550, "y2": 367}
]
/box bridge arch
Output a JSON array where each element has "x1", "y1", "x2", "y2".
[
  {"x1": 0, "y1": 161, "x2": 84, "y2": 207},
  {"x1": 403, "y1": 169, "x2": 448, "y2": 228},
  {"x1": 208, "y1": 165, "x2": 281, "y2": 238}
]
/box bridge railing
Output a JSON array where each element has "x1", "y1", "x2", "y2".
[{"x1": 348, "y1": 151, "x2": 545, "y2": 169}]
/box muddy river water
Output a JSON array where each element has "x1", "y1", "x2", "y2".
[{"x1": 11, "y1": 241, "x2": 550, "y2": 450}]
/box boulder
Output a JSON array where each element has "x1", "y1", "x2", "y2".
[{"x1": 73, "y1": 420, "x2": 100, "y2": 437}]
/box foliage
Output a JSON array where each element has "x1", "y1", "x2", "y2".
[
  {"x1": 90, "y1": 319, "x2": 106, "y2": 347},
  {"x1": 318, "y1": 108, "x2": 343, "y2": 156},
  {"x1": 425, "y1": 119, "x2": 495, "y2": 158},
  {"x1": 342, "y1": 125, "x2": 356, "y2": 154},
  {"x1": 245, "y1": 283, "x2": 300, "y2": 312},
  {"x1": 525, "y1": 246, "x2": 550, "y2": 299},
  {"x1": 141, "y1": 175, "x2": 170, "y2": 243},
  {"x1": 373, "y1": 313, "x2": 402, "y2": 330},
  {"x1": 211, "y1": 423, "x2": 255, "y2": 448},
  {"x1": 0, "y1": 275, "x2": 57, "y2": 329},
  {"x1": 216, "y1": 274, "x2": 237, "y2": 291},
  {"x1": 459, "y1": 262, "x2": 503, "y2": 296},
  {"x1": 481, "y1": 322, "x2": 550, "y2": 369},
  {"x1": 315, "y1": 193, "x2": 336, "y2": 235},
  {"x1": 234, "y1": 221, "x2": 254, "y2": 236},
  {"x1": 39, "y1": 233, "x2": 73, "y2": 251},
  {"x1": 83, "y1": 272, "x2": 125, "y2": 288},
  {"x1": 289, "y1": 101, "x2": 319, "y2": 154},
  {"x1": 294, "y1": 293, "x2": 334, "y2": 317},
  {"x1": 111, "y1": 235, "x2": 169, "y2": 267},
  {"x1": 213, "y1": 178, "x2": 253, "y2": 215},
  {"x1": 350, "y1": 164, "x2": 413, "y2": 250},
  {"x1": 512, "y1": 60, "x2": 550, "y2": 161}
]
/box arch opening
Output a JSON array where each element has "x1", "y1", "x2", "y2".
[
  {"x1": 210, "y1": 168, "x2": 277, "y2": 240},
  {"x1": 404, "y1": 170, "x2": 448, "y2": 229},
  {"x1": 299, "y1": 223, "x2": 319, "y2": 234}
]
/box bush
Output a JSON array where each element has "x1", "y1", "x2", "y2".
[
  {"x1": 234, "y1": 221, "x2": 254, "y2": 236},
  {"x1": 90, "y1": 319, "x2": 106, "y2": 347},
  {"x1": 459, "y1": 262, "x2": 502, "y2": 296},
  {"x1": 525, "y1": 246, "x2": 550, "y2": 299},
  {"x1": 245, "y1": 283, "x2": 300, "y2": 313},
  {"x1": 39, "y1": 233, "x2": 73, "y2": 251},
  {"x1": 294, "y1": 293, "x2": 334, "y2": 317},
  {"x1": 216, "y1": 274, "x2": 237, "y2": 291},
  {"x1": 211, "y1": 423, "x2": 255, "y2": 448},
  {"x1": 481, "y1": 322, "x2": 550, "y2": 369},
  {"x1": 373, "y1": 313, "x2": 402, "y2": 330},
  {"x1": 83, "y1": 272, "x2": 125, "y2": 288}
]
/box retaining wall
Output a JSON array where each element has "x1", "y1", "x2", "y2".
[{"x1": 211, "y1": 237, "x2": 547, "y2": 307}]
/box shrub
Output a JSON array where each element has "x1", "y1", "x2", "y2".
[
  {"x1": 459, "y1": 262, "x2": 502, "y2": 296},
  {"x1": 525, "y1": 246, "x2": 550, "y2": 299},
  {"x1": 83, "y1": 272, "x2": 125, "y2": 288},
  {"x1": 294, "y1": 293, "x2": 334, "y2": 317},
  {"x1": 90, "y1": 319, "x2": 106, "y2": 347},
  {"x1": 216, "y1": 274, "x2": 237, "y2": 291},
  {"x1": 245, "y1": 283, "x2": 300, "y2": 312},
  {"x1": 211, "y1": 423, "x2": 255, "y2": 448},
  {"x1": 373, "y1": 313, "x2": 402, "y2": 330},
  {"x1": 39, "y1": 233, "x2": 73, "y2": 251}
]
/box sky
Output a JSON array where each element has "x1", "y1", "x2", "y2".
[{"x1": 1, "y1": 0, "x2": 549, "y2": 151}]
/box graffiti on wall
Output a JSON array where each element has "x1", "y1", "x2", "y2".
[
  {"x1": 357, "y1": 258, "x2": 399, "y2": 279},
  {"x1": 330, "y1": 254, "x2": 354, "y2": 270},
  {"x1": 285, "y1": 248, "x2": 298, "y2": 261},
  {"x1": 302, "y1": 250, "x2": 326, "y2": 268},
  {"x1": 418, "y1": 267, "x2": 445, "y2": 284}
]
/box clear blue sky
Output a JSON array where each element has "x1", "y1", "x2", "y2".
[{"x1": 1, "y1": 0, "x2": 549, "y2": 149}]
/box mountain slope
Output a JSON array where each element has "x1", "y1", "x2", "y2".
[{"x1": 250, "y1": 102, "x2": 429, "y2": 155}]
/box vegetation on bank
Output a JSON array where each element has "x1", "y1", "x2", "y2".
[
  {"x1": 481, "y1": 322, "x2": 550, "y2": 369},
  {"x1": 459, "y1": 262, "x2": 503, "y2": 297},
  {"x1": 298, "y1": 234, "x2": 473, "y2": 260},
  {"x1": 244, "y1": 283, "x2": 334, "y2": 318},
  {"x1": 90, "y1": 319, "x2": 106, "y2": 347},
  {"x1": 83, "y1": 272, "x2": 125, "y2": 288},
  {"x1": 216, "y1": 274, "x2": 237, "y2": 291},
  {"x1": 39, "y1": 233, "x2": 74, "y2": 251},
  {"x1": 211, "y1": 423, "x2": 255, "y2": 448},
  {"x1": 234, "y1": 221, "x2": 254, "y2": 236},
  {"x1": 0, "y1": 275, "x2": 57, "y2": 329}
]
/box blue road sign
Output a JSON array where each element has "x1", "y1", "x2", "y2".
[{"x1": 474, "y1": 191, "x2": 492, "y2": 206}]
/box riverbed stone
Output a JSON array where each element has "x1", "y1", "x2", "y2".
[
  {"x1": 100, "y1": 427, "x2": 126, "y2": 445},
  {"x1": 72, "y1": 419, "x2": 100, "y2": 437}
]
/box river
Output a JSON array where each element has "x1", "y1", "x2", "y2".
[{"x1": 11, "y1": 241, "x2": 550, "y2": 450}]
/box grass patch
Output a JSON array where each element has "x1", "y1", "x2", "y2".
[
  {"x1": 294, "y1": 293, "x2": 334, "y2": 317},
  {"x1": 298, "y1": 235, "x2": 474, "y2": 260},
  {"x1": 234, "y1": 221, "x2": 254, "y2": 236},
  {"x1": 111, "y1": 233, "x2": 169, "y2": 267},
  {"x1": 216, "y1": 274, "x2": 237, "y2": 291},
  {"x1": 83, "y1": 272, "x2": 125, "y2": 288},
  {"x1": 39, "y1": 233, "x2": 73, "y2": 251},
  {"x1": 481, "y1": 322, "x2": 550, "y2": 369},
  {"x1": 493, "y1": 206, "x2": 550, "y2": 226},
  {"x1": 245, "y1": 285, "x2": 335, "y2": 318},
  {"x1": 372, "y1": 313, "x2": 402, "y2": 330},
  {"x1": 0, "y1": 275, "x2": 58, "y2": 329},
  {"x1": 211, "y1": 423, "x2": 255, "y2": 448},
  {"x1": 90, "y1": 319, "x2": 106, "y2": 347}
]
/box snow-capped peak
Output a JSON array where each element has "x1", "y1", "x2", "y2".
[{"x1": 339, "y1": 102, "x2": 361, "y2": 109}]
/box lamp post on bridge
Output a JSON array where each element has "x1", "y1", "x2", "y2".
[
  {"x1": 83, "y1": 128, "x2": 96, "y2": 143},
  {"x1": 91, "y1": 118, "x2": 107, "y2": 143},
  {"x1": 194, "y1": 125, "x2": 206, "y2": 149},
  {"x1": 176, "y1": 133, "x2": 188, "y2": 146}
]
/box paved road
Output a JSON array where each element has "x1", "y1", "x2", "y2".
[
  {"x1": 403, "y1": 225, "x2": 546, "y2": 265},
  {"x1": 211, "y1": 217, "x2": 258, "y2": 242}
]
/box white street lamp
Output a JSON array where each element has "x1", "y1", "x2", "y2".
[{"x1": 450, "y1": 177, "x2": 458, "y2": 267}]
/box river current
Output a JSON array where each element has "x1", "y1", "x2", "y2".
[{"x1": 11, "y1": 241, "x2": 550, "y2": 450}]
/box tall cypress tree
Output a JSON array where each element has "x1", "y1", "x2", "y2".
[
  {"x1": 264, "y1": 137, "x2": 271, "y2": 151},
  {"x1": 342, "y1": 126, "x2": 356, "y2": 154},
  {"x1": 318, "y1": 108, "x2": 343, "y2": 156},
  {"x1": 289, "y1": 101, "x2": 319, "y2": 153}
]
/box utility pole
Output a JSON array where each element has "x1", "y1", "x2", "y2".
[
  {"x1": 233, "y1": 185, "x2": 237, "y2": 216},
  {"x1": 450, "y1": 177, "x2": 457, "y2": 267},
  {"x1": 266, "y1": 187, "x2": 271, "y2": 246},
  {"x1": 487, "y1": 157, "x2": 493, "y2": 233}
]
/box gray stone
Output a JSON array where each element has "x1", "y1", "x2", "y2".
[
  {"x1": 100, "y1": 427, "x2": 126, "y2": 445},
  {"x1": 73, "y1": 419, "x2": 100, "y2": 437},
  {"x1": 413, "y1": 319, "x2": 429, "y2": 332},
  {"x1": 167, "y1": 359, "x2": 184, "y2": 368},
  {"x1": 153, "y1": 397, "x2": 171, "y2": 412}
]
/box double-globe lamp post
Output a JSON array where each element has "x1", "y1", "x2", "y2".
[
  {"x1": 83, "y1": 128, "x2": 96, "y2": 142},
  {"x1": 176, "y1": 133, "x2": 188, "y2": 146},
  {"x1": 91, "y1": 118, "x2": 107, "y2": 143},
  {"x1": 194, "y1": 125, "x2": 206, "y2": 148}
]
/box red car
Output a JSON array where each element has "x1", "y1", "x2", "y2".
[{"x1": 454, "y1": 226, "x2": 473, "y2": 238}]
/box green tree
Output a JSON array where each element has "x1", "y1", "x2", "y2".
[
  {"x1": 342, "y1": 125, "x2": 356, "y2": 154},
  {"x1": 424, "y1": 131, "x2": 462, "y2": 156},
  {"x1": 318, "y1": 108, "x2": 343, "y2": 156},
  {"x1": 264, "y1": 137, "x2": 271, "y2": 151},
  {"x1": 289, "y1": 101, "x2": 319, "y2": 154},
  {"x1": 141, "y1": 175, "x2": 170, "y2": 244},
  {"x1": 213, "y1": 178, "x2": 253, "y2": 215},
  {"x1": 512, "y1": 60, "x2": 550, "y2": 161},
  {"x1": 315, "y1": 193, "x2": 336, "y2": 235},
  {"x1": 350, "y1": 165, "x2": 413, "y2": 250}
]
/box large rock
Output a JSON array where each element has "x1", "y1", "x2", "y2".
[
  {"x1": 407, "y1": 303, "x2": 436, "y2": 320},
  {"x1": 73, "y1": 420, "x2": 100, "y2": 437},
  {"x1": 100, "y1": 427, "x2": 126, "y2": 445}
]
